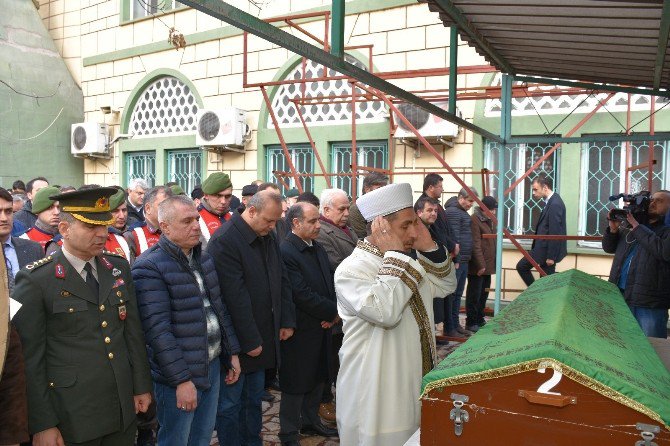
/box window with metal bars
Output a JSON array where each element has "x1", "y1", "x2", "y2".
[
  {"x1": 484, "y1": 140, "x2": 560, "y2": 235},
  {"x1": 266, "y1": 145, "x2": 314, "y2": 195},
  {"x1": 331, "y1": 141, "x2": 388, "y2": 198},
  {"x1": 579, "y1": 140, "x2": 668, "y2": 246},
  {"x1": 131, "y1": 0, "x2": 183, "y2": 20},
  {"x1": 125, "y1": 151, "x2": 156, "y2": 187},
  {"x1": 167, "y1": 149, "x2": 203, "y2": 195}
]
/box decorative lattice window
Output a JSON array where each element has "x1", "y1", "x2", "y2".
[
  {"x1": 129, "y1": 76, "x2": 198, "y2": 136},
  {"x1": 167, "y1": 149, "x2": 203, "y2": 194},
  {"x1": 267, "y1": 56, "x2": 387, "y2": 128},
  {"x1": 266, "y1": 145, "x2": 314, "y2": 195},
  {"x1": 484, "y1": 140, "x2": 560, "y2": 235},
  {"x1": 125, "y1": 151, "x2": 156, "y2": 187},
  {"x1": 484, "y1": 74, "x2": 670, "y2": 117},
  {"x1": 332, "y1": 141, "x2": 388, "y2": 198},
  {"x1": 579, "y1": 140, "x2": 668, "y2": 244}
]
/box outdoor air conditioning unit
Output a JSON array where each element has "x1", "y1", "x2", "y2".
[
  {"x1": 70, "y1": 123, "x2": 110, "y2": 158},
  {"x1": 196, "y1": 107, "x2": 251, "y2": 152},
  {"x1": 393, "y1": 101, "x2": 461, "y2": 142}
]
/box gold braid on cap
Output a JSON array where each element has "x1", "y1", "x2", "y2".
[{"x1": 70, "y1": 213, "x2": 114, "y2": 226}]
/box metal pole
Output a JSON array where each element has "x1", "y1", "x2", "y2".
[
  {"x1": 448, "y1": 26, "x2": 458, "y2": 115},
  {"x1": 260, "y1": 86, "x2": 304, "y2": 193},
  {"x1": 495, "y1": 74, "x2": 512, "y2": 315},
  {"x1": 351, "y1": 81, "x2": 358, "y2": 200},
  {"x1": 331, "y1": 0, "x2": 345, "y2": 58},
  {"x1": 294, "y1": 102, "x2": 332, "y2": 188}
]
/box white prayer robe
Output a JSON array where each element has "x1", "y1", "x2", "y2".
[{"x1": 335, "y1": 240, "x2": 457, "y2": 446}]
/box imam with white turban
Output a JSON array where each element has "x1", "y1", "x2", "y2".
[{"x1": 334, "y1": 183, "x2": 457, "y2": 446}]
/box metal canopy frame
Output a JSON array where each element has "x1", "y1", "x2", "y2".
[{"x1": 178, "y1": 0, "x2": 664, "y2": 317}]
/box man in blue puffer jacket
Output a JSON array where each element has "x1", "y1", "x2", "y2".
[{"x1": 132, "y1": 195, "x2": 241, "y2": 446}]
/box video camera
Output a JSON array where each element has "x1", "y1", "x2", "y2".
[{"x1": 608, "y1": 191, "x2": 651, "y2": 222}]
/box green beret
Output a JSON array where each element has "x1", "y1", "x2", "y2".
[
  {"x1": 32, "y1": 186, "x2": 61, "y2": 214},
  {"x1": 109, "y1": 189, "x2": 126, "y2": 211},
  {"x1": 285, "y1": 188, "x2": 299, "y2": 198},
  {"x1": 201, "y1": 172, "x2": 232, "y2": 195},
  {"x1": 170, "y1": 184, "x2": 186, "y2": 195}
]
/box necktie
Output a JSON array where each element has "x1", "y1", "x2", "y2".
[
  {"x1": 3, "y1": 243, "x2": 14, "y2": 295},
  {"x1": 84, "y1": 262, "x2": 99, "y2": 295}
]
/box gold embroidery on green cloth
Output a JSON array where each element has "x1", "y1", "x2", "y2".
[
  {"x1": 419, "y1": 257, "x2": 453, "y2": 278},
  {"x1": 421, "y1": 358, "x2": 668, "y2": 430},
  {"x1": 400, "y1": 275, "x2": 436, "y2": 376},
  {"x1": 356, "y1": 239, "x2": 383, "y2": 258}
]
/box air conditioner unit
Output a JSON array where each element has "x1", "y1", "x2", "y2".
[
  {"x1": 70, "y1": 123, "x2": 110, "y2": 158},
  {"x1": 393, "y1": 101, "x2": 461, "y2": 141},
  {"x1": 196, "y1": 108, "x2": 251, "y2": 151}
]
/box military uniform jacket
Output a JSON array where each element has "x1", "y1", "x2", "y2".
[{"x1": 12, "y1": 250, "x2": 153, "y2": 443}]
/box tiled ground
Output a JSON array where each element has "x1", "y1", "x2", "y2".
[{"x1": 209, "y1": 339, "x2": 462, "y2": 446}]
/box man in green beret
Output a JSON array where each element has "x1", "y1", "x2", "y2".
[
  {"x1": 198, "y1": 172, "x2": 234, "y2": 244},
  {"x1": 105, "y1": 188, "x2": 132, "y2": 262},
  {"x1": 19, "y1": 186, "x2": 63, "y2": 255},
  {"x1": 12, "y1": 186, "x2": 153, "y2": 446}
]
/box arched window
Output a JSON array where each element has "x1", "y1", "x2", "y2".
[
  {"x1": 267, "y1": 55, "x2": 387, "y2": 128},
  {"x1": 122, "y1": 73, "x2": 204, "y2": 191},
  {"x1": 129, "y1": 76, "x2": 199, "y2": 136}
]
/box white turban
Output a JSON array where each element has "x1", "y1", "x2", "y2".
[{"x1": 356, "y1": 183, "x2": 414, "y2": 222}]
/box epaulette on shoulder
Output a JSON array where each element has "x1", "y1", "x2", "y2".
[
  {"x1": 25, "y1": 255, "x2": 54, "y2": 271},
  {"x1": 103, "y1": 250, "x2": 125, "y2": 258}
]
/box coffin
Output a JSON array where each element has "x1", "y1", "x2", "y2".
[{"x1": 421, "y1": 269, "x2": 670, "y2": 445}]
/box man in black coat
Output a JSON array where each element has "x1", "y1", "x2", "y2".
[
  {"x1": 208, "y1": 190, "x2": 296, "y2": 446},
  {"x1": 602, "y1": 190, "x2": 670, "y2": 338},
  {"x1": 279, "y1": 202, "x2": 339, "y2": 445},
  {"x1": 516, "y1": 174, "x2": 567, "y2": 286}
]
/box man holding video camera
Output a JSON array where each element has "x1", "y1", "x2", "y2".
[{"x1": 602, "y1": 190, "x2": 670, "y2": 338}]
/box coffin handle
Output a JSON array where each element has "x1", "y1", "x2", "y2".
[{"x1": 518, "y1": 389, "x2": 577, "y2": 408}]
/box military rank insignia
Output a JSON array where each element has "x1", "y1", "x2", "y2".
[
  {"x1": 118, "y1": 304, "x2": 127, "y2": 321},
  {"x1": 101, "y1": 257, "x2": 113, "y2": 270},
  {"x1": 55, "y1": 264, "x2": 65, "y2": 278}
]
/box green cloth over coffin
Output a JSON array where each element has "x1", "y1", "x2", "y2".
[{"x1": 422, "y1": 269, "x2": 670, "y2": 429}]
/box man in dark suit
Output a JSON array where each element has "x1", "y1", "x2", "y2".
[
  {"x1": 316, "y1": 188, "x2": 358, "y2": 271},
  {"x1": 1, "y1": 188, "x2": 44, "y2": 272},
  {"x1": 126, "y1": 178, "x2": 149, "y2": 226},
  {"x1": 0, "y1": 187, "x2": 42, "y2": 446},
  {"x1": 516, "y1": 174, "x2": 567, "y2": 286},
  {"x1": 12, "y1": 187, "x2": 153, "y2": 446},
  {"x1": 208, "y1": 190, "x2": 295, "y2": 446},
  {"x1": 279, "y1": 202, "x2": 339, "y2": 445}
]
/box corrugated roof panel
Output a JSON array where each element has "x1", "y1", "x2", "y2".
[{"x1": 420, "y1": 0, "x2": 669, "y2": 90}]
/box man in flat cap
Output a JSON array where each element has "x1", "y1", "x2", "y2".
[
  {"x1": 12, "y1": 187, "x2": 153, "y2": 446},
  {"x1": 238, "y1": 184, "x2": 259, "y2": 214},
  {"x1": 335, "y1": 183, "x2": 457, "y2": 446},
  {"x1": 19, "y1": 186, "x2": 63, "y2": 255},
  {"x1": 199, "y1": 172, "x2": 234, "y2": 245},
  {"x1": 105, "y1": 188, "x2": 132, "y2": 262}
]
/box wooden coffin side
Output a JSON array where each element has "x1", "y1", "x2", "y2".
[{"x1": 421, "y1": 369, "x2": 670, "y2": 446}]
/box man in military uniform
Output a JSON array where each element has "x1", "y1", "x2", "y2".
[
  {"x1": 13, "y1": 187, "x2": 153, "y2": 446},
  {"x1": 198, "y1": 172, "x2": 234, "y2": 244},
  {"x1": 105, "y1": 189, "x2": 131, "y2": 262},
  {"x1": 19, "y1": 186, "x2": 63, "y2": 255}
]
